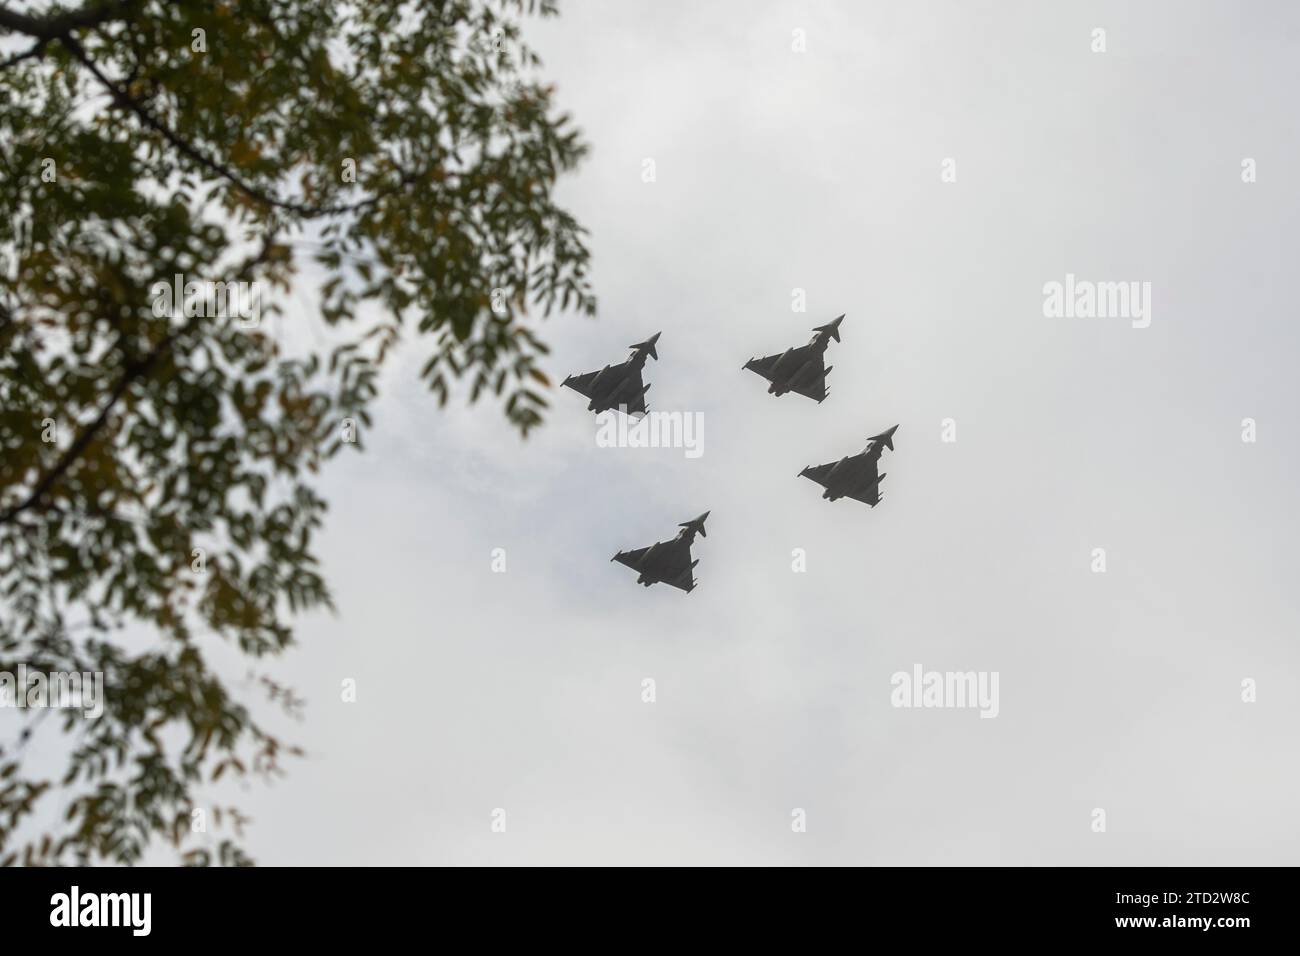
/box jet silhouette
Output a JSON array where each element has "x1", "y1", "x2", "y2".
[
  {"x1": 563, "y1": 333, "x2": 661, "y2": 416},
  {"x1": 800, "y1": 425, "x2": 898, "y2": 506},
  {"x1": 742, "y1": 315, "x2": 843, "y2": 403},
  {"x1": 612, "y1": 512, "x2": 709, "y2": 592}
]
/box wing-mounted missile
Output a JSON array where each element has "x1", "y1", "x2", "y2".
[
  {"x1": 816, "y1": 365, "x2": 834, "y2": 403},
  {"x1": 766, "y1": 347, "x2": 795, "y2": 394},
  {"x1": 670, "y1": 560, "x2": 700, "y2": 592}
]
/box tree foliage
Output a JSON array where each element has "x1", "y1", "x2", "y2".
[{"x1": 0, "y1": 0, "x2": 593, "y2": 864}]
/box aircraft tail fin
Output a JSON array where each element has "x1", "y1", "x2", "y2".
[
  {"x1": 868, "y1": 424, "x2": 899, "y2": 451},
  {"x1": 813, "y1": 314, "x2": 845, "y2": 342},
  {"x1": 678, "y1": 511, "x2": 709, "y2": 538},
  {"x1": 631, "y1": 332, "x2": 661, "y2": 360}
]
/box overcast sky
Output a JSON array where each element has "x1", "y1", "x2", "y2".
[{"x1": 197, "y1": 0, "x2": 1300, "y2": 865}]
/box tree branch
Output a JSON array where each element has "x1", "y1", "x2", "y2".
[
  {"x1": 0, "y1": 234, "x2": 281, "y2": 526},
  {"x1": 0, "y1": 1, "x2": 137, "y2": 40},
  {"x1": 0, "y1": 350, "x2": 154, "y2": 526},
  {"x1": 61, "y1": 34, "x2": 395, "y2": 219}
]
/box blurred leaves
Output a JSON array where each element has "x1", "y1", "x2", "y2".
[{"x1": 0, "y1": 0, "x2": 592, "y2": 864}]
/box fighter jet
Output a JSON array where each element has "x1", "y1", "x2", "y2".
[
  {"x1": 799, "y1": 425, "x2": 898, "y2": 506},
  {"x1": 612, "y1": 512, "x2": 709, "y2": 592},
  {"x1": 563, "y1": 333, "x2": 661, "y2": 416},
  {"x1": 742, "y1": 314, "x2": 844, "y2": 403}
]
